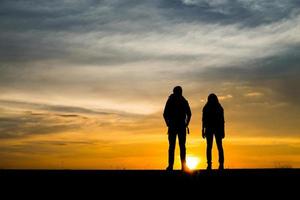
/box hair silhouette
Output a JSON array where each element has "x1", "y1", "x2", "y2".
[
  {"x1": 207, "y1": 93, "x2": 219, "y2": 105},
  {"x1": 173, "y1": 86, "x2": 183, "y2": 96}
]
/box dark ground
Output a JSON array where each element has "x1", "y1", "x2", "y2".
[{"x1": 1, "y1": 169, "x2": 299, "y2": 198}]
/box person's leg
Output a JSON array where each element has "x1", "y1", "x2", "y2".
[
  {"x1": 167, "y1": 129, "x2": 176, "y2": 170},
  {"x1": 178, "y1": 129, "x2": 187, "y2": 170},
  {"x1": 216, "y1": 135, "x2": 224, "y2": 170},
  {"x1": 206, "y1": 130, "x2": 213, "y2": 170}
]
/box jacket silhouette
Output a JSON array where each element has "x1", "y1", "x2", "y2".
[
  {"x1": 202, "y1": 93, "x2": 225, "y2": 170},
  {"x1": 164, "y1": 86, "x2": 191, "y2": 171}
]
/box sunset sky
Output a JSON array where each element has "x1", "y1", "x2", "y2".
[{"x1": 1, "y1": 0, "x2": 300, "y2": 169}]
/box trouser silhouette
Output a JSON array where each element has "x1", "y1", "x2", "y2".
[
  {"x1": 168, "y1": 127, "x2": 186, "y2": 168},
  {"x1": 206, "y1": 131, "x2": 224, "y2": 166}
]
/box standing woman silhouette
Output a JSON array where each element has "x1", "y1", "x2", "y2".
[{"x1": 202, "y1": 93, "x2": 225, "y2": 170}]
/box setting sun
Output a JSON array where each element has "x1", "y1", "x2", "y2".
[{"x1": 186, "y1": 156, "x2": 200, "y2": 170}]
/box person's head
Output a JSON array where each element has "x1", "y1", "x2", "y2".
[
  {"x1": 207, "y1": 93, "x2": 219, "y2": 104},
  {"x1": 173, "y1": 86, "x2": 183, "y2": 96}
]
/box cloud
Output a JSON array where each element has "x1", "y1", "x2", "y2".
[
  {"x1": 23, "y1": 140, "x2": 100, "y2": 147},
  {"x1": 178, "y1": 0, "x2": 300, "y2": 25},
  {"x1": 245, "y1": 92, "x2": 263, "y2": 97},
  {"x1": 0, "y1": 0, "x2": 300, "y2": 138},
  {"x1": 0, "y1": 99, "x2": 145, "y2": 139},
  {"x1": 1, "y1": 0, "x2": 299, "y2": 67},
  {"x1": 200, "y1": 46, "x2": 300, "y2": 105},
  {"x1": 219, "y1": 94, "x2": 233, "y2": 100},
  {"x1": 0, "y1": 99, "x2": 140, "y2": 116},
  {"x1": 0, "y1": 111, "x2": 83, "y2": 139},
  {"x1": 1, "y1": 12, "x2": 300, "y2": 113}
]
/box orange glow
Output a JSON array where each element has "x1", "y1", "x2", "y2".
[
  {"x1": 1, "y1": 102, "x2": 300, "y2": 169},
  {"x1": 186, "y1": 156, "x2": 200, "y2": 170}
]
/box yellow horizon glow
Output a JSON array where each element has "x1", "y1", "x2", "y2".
[{"x1": 1, "y1": 134, "x2": 300, "y2": 169}]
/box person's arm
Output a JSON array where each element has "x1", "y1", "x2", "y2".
[
  {"x1": 202, "y1": 108, "x2": 206, "y2": 139},
  {"x1": 163, "y1": 99, "x2": 170, "y2": 127},
  {"x1": 185, "y1": 101, "x2": 192, "y2": 127},
  {"x1": 221, "y1": 108, "x2": 225, "y2": 139}
]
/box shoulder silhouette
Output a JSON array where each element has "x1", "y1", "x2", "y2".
[{"x1": 163, "y1": 86, "x2": 191, "y2": 128}]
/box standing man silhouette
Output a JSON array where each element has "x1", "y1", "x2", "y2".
[
  {"x1": 202, "y1": 93, "x2": 225, "y2": 170},
  {"x1": 164, "y1": 86, "x2": 192, "y2": 171}
]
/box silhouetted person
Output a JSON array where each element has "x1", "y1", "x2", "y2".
[
  {"x1": 164, "y1": 86, "x2": 191, "y2": 171},
  {"x1": 202, "y1": 93, "x2": 225, "y2": 170}
]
